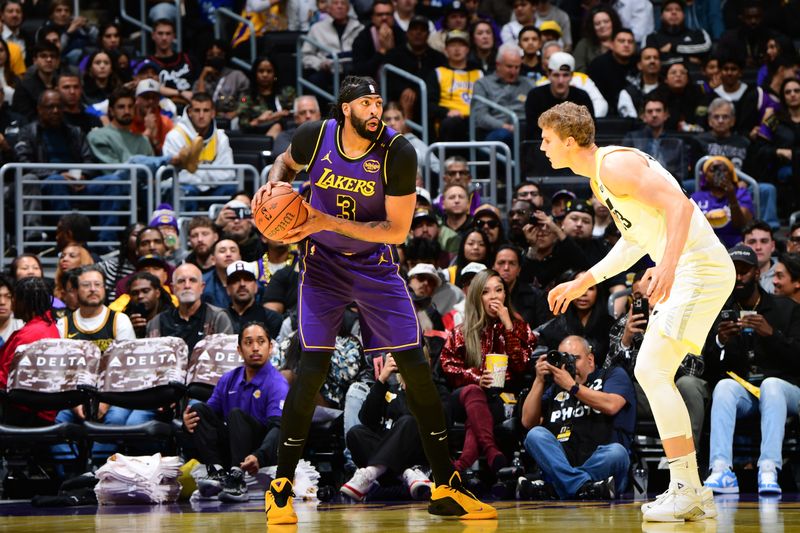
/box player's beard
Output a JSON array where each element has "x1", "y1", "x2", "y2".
[{"x1": 351, "y1": 113, "x2": 380, "y2": 142}]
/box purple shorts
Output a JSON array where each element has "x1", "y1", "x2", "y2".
[{"x1": 297, "y1": 240, "x2": 421, "y2": 352}]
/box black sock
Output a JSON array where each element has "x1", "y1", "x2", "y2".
[
  {"x1": 275, "y1": 350, "x2": 331, "y2": 480},
  {"x1": 393, "y1": 347, "x2": 455, "y2": 485}
]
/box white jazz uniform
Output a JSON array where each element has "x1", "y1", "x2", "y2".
[{"x1": 590, "y1": 146, "x2": 736, "y2": 353}]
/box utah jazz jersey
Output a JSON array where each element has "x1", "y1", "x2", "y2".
[{"x1": 592, "y1": 146, "x2": 721, "y2": 265}]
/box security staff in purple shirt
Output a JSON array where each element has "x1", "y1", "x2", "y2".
[{"x1": 183, "y1": 322, "x2": 289, "y2": 502}]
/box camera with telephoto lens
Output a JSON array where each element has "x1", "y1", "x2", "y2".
[{"x1": 546, "y1": 350, "x2": 577, "y2": 378}]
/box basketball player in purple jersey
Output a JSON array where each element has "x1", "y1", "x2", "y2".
[{"x1": 253, "y1": 76, "x2": 496, "y2": 524}]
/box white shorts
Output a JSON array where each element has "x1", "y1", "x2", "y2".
[{"x1": 650, "y1": 243, "x2": 736, "y2": 354}]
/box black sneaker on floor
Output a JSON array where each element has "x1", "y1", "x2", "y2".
[
  {"x1": 517, "y1": 478, "x2": 558, "y2": 500},
  {"x1": 219, "y1": 467, "x2": 249, "y2": 503},
  {"x1": 197, "y1": 465, "x2": 226, "y2": 498},
  {"x1": 574, "y1": 476, "x2": 615, "y2": 500}
]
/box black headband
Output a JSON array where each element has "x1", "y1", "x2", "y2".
[{"x1": 339, "y1": 80, "x2": 381, "y2": 105}]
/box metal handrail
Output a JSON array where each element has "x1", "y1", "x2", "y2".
[
  {"x1": 121, "y1": 0, "x2": 182, "y2": 56},
  {"x1": 215, "y1": 7, "x2": 256, "y2": 70},
  {"x1": 468, "y1": 94, "x2": 520, "y2": 185},
  {"x1": 693, "y1": 155, "x2": 761, "y2": 219},
  {"x1": 155, "y1": 164, "x2": 259, "y2": 217},
  {"x1": 0, "y1": 163, "x2": 151, "y2": 266},
  {"x1": 379, "y1": 64, "x2": 429, "y2": 146},
  {"x1": 423, "y1": 141, "x2": 513, "y2": 208},
  {"x1": 296, "y1": 36, "x2": 341, "y2": 105}
]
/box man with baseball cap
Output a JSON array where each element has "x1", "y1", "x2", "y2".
[
  {"x1": 131, "y1": 78, "x2": 174, "y2": 154},
  {"x1": 429, "y1": 29, "x2": 483, "y2": 142},
  {"x1": 224, "y1": 260, "x2": 282, "y2": 338},
  {"x1": 703, "y1": 244, "x2": 800, "y2": 495},
  {"x1": 525, "y1": 51, "x2": 594, "y2": 140}
]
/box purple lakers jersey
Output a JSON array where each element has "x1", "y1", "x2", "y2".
[{"x1": 305, "y1": 119, "x2": 400, "y2": 254}]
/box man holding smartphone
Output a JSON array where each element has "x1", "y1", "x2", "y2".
[{"x1": 605, "y1": 269, "x2": 710, "y2": 453}]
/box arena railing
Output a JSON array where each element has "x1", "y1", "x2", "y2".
[
  {"x1": 0, "y1": 163, "x2": 152, "y2": 267},
  {"x1": 120, "y1": 0, "x2": 183, "y2": 56},
  {"x1": 468, "y1": 94, "x2": 521, "y2": 186},
  {"x1": 693, "y1": 155, "x2": 761, "y2": 220},
  {"x1": 296, "y1": 36, "x2": 342, "y2": 106},
  {"x1": 379, "y1": 65, "x2": 429, "y2": 146},
  {"x1": 155, "y1": 163, "x2": 259, "y2": 218},
  {"x1": 214, "y1": 7, "x2": 256, "y2": 71},
  {"x1": 423, "y1": 141, "x2": 512, "y2": 209}
]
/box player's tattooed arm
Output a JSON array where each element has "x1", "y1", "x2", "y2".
[{"x1": 268, "y1": 146, "x2": 304, "y2": 183}]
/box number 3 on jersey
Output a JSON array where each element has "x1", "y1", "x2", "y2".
[{"x1": 336, "y1": 194, "x2": 357, "y2": 219}]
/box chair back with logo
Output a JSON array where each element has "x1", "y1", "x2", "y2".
[
  {"x1": 97, "y1": 337, "x2": 188, "y2": 409},
  {"x1": 6, "y1": 339, "x2": 100, "y2": 409},
  {"x1": 186, "y1": 334, "x2": 241, "y2": 402}
]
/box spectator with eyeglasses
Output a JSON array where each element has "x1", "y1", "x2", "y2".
[
  {"x1": 513, "y1": 180, "x2": 545, "y2": 209},
  {"x1": 786, "y1": 222, "x2": 800, "y2": 255},
  {"x1": 433, "y1": 156, "x2": 482, "y2": 215},
  {"x1": 472, "y1": 204, "x2": 506, "y2": 256}
]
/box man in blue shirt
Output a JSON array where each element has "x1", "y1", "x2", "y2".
[
  {"x1": 520, "y1": 335, "x2": 636, "y2": 500},
  {"x1": 183, "y1": 321, "x2": 289, "y2": 502}
]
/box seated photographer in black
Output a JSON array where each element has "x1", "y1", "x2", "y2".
[
  {"x1": 605, "y1": 269, "x2": 710, "y2": 452},
  {"x1": 182, "y1": 322, "x2": 289, "y2": 502},
  {"x1": 340, "y1": 353, "x2": 433, "y2": 502},
  {"x1": 521, "y1": 335, "x2": 636, "y2": 500}
]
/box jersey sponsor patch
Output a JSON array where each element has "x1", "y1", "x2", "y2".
[{"x1": 363, "y1": 159, "x2": 381, "y2": 173}]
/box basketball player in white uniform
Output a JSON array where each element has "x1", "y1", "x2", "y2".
[{"x1": 539, "y1": 102, "x2": 735, "y2": 522}]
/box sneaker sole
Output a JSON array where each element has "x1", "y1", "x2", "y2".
[
  {"x1": 198, "y1": 481, "x2": 223, "y2": 497},
  {"x1": 643, "y1": 504, "x2": 705, "y2": 523},
  {"x1": 266, "y1": 514, "x2": 298, "y2": 525},
  {"x1": 758, "y1": 487, "x2": 782, "y2": 495},
  {"x1": 340, "y1": 484, "x2": 370, "y2": 501},
  {"x1": 219, "y1": 491, "x2": 249, "y2": 503}
]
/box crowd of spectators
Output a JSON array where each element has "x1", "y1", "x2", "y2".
[{"x1": 0, "y1": 0, "x2": 799, "y2": 505}]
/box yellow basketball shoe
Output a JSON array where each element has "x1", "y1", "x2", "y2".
[
  {"x1": 265, "y1": 478, "x2": 298, "y2": 525},
  {"x1": 429, "y1": 471, "x2": 498, "y2": 520}
]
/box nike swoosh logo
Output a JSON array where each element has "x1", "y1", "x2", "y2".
[
  {"x1": 430, "y1": 429, "x2": 446, "y2": 437},
  {"x1": 228, "y1": 391, "x2": 237, "y2": 394},
  {"x1": 438, "y1": 436, "x2": 447, "y2": 441},
  {"x1": 287, "y1": 437, "x2": 303, "y2": 442},
  {"x1": 284, "y1": 442, "x2": 302, "y2": 447}
]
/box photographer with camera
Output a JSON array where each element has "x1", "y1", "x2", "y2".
[
  {"x1": 340, "y1": 353, "x2": 433, "y2": 502},
  {"x1": 690, "y1": 156, "x2": 753, "y2": 248},
  {"x1": 702, "y1": 245, "x2": 800, "y2": 495},
  {"x1": 605, "y1": 269, "x2": 710, "y2": 452},
  {"x1": 520, "y1": 335, "x2": 636, "y2": 500}
]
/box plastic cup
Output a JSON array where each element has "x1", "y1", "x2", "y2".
[{"x1": 484, "y1": 354, "x2": 508, "y2": 388}]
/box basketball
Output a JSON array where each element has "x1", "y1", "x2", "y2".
[{"x1": 253, "y1": 187, "x2": 309, "y2": 241}]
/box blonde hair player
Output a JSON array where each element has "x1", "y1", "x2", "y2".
[{"x1": 541, "y1": 102, "x2": 735, "y2": 522}]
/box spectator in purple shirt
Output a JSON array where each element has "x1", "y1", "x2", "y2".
[
  {"x1": 691, "y1": 156, "x2": 753, "y2": 248},
  {"x1": 182, "y1": 322, "x2": 289, "y2": 502}
]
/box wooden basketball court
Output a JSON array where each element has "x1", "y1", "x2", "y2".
[{"x1": 0, "y1": 494, "x2": 796, "y2": 532}]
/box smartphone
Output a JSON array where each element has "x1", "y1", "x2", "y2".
[
  {"x1": 632, "y1": 297, "x2": 649, "y2": 320},
  {"x1": 720, "y1": 309, "x2": 738, "y2": 323},
  {"x1": 127, "y1": 302, "x2": 147, "y2": 317}
]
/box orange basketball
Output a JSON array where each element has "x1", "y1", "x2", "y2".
[{"x1": 253, "y1": 187, "x2": 309, "y2": 241}]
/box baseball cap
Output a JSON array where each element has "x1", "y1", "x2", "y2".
[
  {"x1": 137, "y1": 254, "x2": 169, "y2": 270},
  {"x1": 135, "y1": 78, "x2": 160, "y2": 97},
  {"x1": 226, "y1": 260, "x2": 258, "y2": 280},
  {"x1": 662, "y1": 0, "x2": 686, "y2": 12},
  {"x1": 133, "y1": 59, "x2": 161, "y2": 76},
  {"x1": 540, "y1": 20, "x2": 563, "y2": 36},
  {"x1": 407, "y1": 263, "x2": 442, "y2": 288},
  {"x1": 412, "y1": 207, "x2": 438, "y2": 226},
  {"x1": 565, "y1": 200, "x2": 595, "y2": 219},
  {"x1": 445, "y1": 1, "x2": 468, "y2": 16},
  {"x1": 459, "y1": 262, "x2": 487, "y2": 287},
  {"x1": 552, "y1": 189, "x2": 577, "y2": 203},
  {"x1": 548, "y1": 51, "x2": 575, "y2": 73},
  {"x1": 408, "y1": 15, "x2": 430, "y2": 31},
  {"x1": 445, "y1": 30, "x2": 470, "y2": 46},
  {"x1": 728, "y1": 245, "x2": 758, "y2": 267},
  {"x1": 474, "y1": 204, "x2": 502, "y2": 222},
  {"x1": 416, "y1": 186, "x2": 432, "y2": 206}
]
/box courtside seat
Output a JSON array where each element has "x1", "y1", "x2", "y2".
[
  {"x1": 84, "y1": 337, "x2": 189, "y2": 450},
  {"x1": 185, "y1": 333, "x2": 240, "y2": 402}
]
